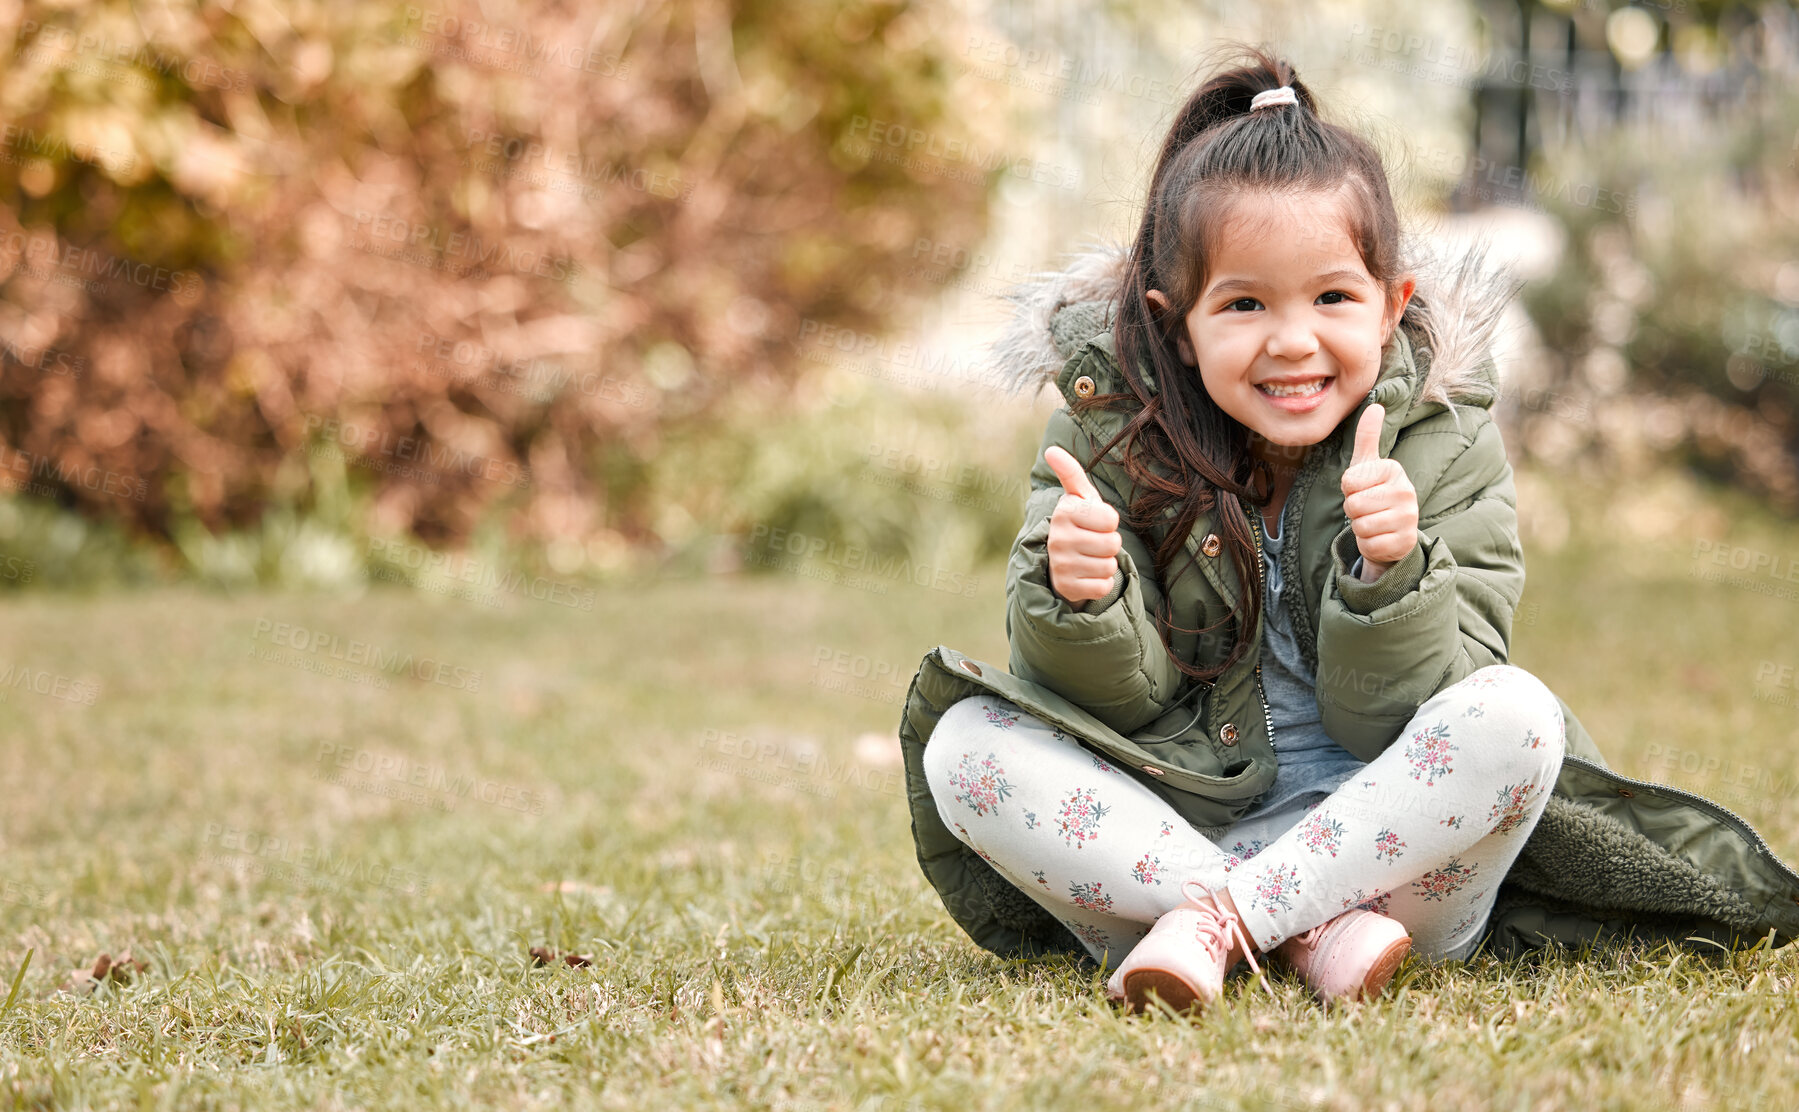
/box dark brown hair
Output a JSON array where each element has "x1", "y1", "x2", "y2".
[{"x1": 1077, "y1": 44, "x2": 1411, "y2": 685}]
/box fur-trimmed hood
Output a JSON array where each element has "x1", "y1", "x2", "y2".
[{"x1": 984, "y1": 235, "x2": 1525, "y2": 415}]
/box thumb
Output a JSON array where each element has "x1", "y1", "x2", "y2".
[
  {"x1": 1044, "y1": 446, "x2": 1100, "y2": 502},
  {"x1": 1350, "y1": 403, "x2": 1385, "y2": 468}
]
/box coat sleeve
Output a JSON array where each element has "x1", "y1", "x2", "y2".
[
  {"x1": 1004, "y1": 406, "x2": 1184, "y2": 736},
  {"x1": 1314, "y1": 415, "x2": 1523, "y2": 762}
]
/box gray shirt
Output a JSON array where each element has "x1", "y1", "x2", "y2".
[{"x1": 1235, "y1": 509, "x2": 1367, "y2": 820}]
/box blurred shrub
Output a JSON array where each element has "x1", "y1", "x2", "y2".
[
  {"x1": 0, "y1": 496, "x2": 167, "y2": 590},
  {"x1": 648, "y1": 366, "x2": 1038, "y2": 585},
  {"x1": 1517, "y1": 86, "x2": 1799, "y2": 511},
  {"x1": 0, "y1": 0, "x2": 996, "y2": 572}
]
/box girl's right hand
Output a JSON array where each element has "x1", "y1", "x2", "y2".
[{"x1": 1043, "y1": 446, "x2": 1123, "y2": 604}]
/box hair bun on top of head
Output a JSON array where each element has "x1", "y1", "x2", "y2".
[{"x1": 1249, "y1": 85, "x2": 1298, "y2": 112}]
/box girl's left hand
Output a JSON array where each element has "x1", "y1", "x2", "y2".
[{"x1": 1341, "y1": 403, "x2": 1418, "y2": 580}]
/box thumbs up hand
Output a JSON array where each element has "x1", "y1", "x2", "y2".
[
  {"x1": 1043, "y1": 446, "x2": 1123, "y2": 604},
  {"x1": 1340, "y1": 404, "x2": 1418, "y2": 580}
]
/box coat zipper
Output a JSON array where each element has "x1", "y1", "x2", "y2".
[
  {"x1": 1246, "y1": 504, "x2": 1276, "y2": 750},
  {"x1": 1560, "y1": 753, "x2": 1799, "y2": 891}
]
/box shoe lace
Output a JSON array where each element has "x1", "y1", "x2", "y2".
[
  {"x1": 1179, "y1": 878, "x2": 1273, "y2": 996},
  {"x1": 1297, "y1": 923, "x2": 1327, "y2": 950}
]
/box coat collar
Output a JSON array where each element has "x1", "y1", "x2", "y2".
[{"x1": 986, "y1": 235, "x2": 1521, "y2": 440}]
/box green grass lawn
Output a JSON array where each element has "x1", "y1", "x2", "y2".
[{"x1": 2, "y1": 477, "x2": 1798, "y2": 1111}]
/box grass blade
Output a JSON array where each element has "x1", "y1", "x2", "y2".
[{"x1": 1, "y1": 948, "x2": 33, "y2": 1018}]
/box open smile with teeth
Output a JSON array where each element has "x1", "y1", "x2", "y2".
[{"x1": 1257, "y1": 378, "x2": 1332, "y2": 398}]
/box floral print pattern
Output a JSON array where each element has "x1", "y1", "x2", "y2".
[
  {"x1": 1054, "y1": 787, "x2": 1111, "y2": 848},
  {"x1": 1403, "y1": 722, "x2": 1458, "y2": 786},
  {"x1": 1069, "y1": 880, "x2": 1114, "y2": 913},
  {"x1": 1251, "y1": 862, "x2": 1302, "y2": 914},
  {"x1": 1297, "y1": 811, "x2": 1346, "y2": 857},
  {"x1": 925, "y1": 659, "x2": 1561, "y2": 973},
  {"x1": 1451, "y1": 897, "x2": 1489, "y2": 938},
  {"x1": 1221, "y1": 836, "x2": 1267, "y2": 874},
  {"x1": 1411, "y1": 857, "x2": 1479, "y2": 902},
  {"x1": 1229, "y1": 837, "x2": 1266, "y2": 860},
  {"x1": 1356, "y1": 891, "x2": 1395, "y2": 917},
  {"x1": 1339, "y1": 886, "x2": 1393, "y2": 916},
  {"x1": 947, "y1": 752, "x2": 1013, "y2": 817},
  {"x1": 1066, "y1": 919, "x2": 1111, "y2": 953},
  {"x1": 1487, "y1": 782, "x2": 1544, "y2": 835},
  {"x1": 983, "y1": 704, "x2": 1021, "y2": 729}
]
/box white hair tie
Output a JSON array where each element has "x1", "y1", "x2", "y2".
[{"x1": 1250, "y1": 85, "x2": 1298, "y2": 112}]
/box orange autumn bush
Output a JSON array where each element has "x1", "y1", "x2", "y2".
[{"x1": 0, "y1": 0, "x2": 994, "y2": 568}]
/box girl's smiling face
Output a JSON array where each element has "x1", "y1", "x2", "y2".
[{"x1": 1149, "y1": 188, "x2": 1415, "y2": 468}]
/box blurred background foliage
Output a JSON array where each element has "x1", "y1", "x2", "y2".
[
  {"x1": 2, "y1": 0, "x2": 1799, "y2": 590},
  {"x1": 1511, "y1": 6, "x2": 1799, "y2": 513},
  {"x1": 0, "y1": 0, "x2": 995, "y2": 587}
]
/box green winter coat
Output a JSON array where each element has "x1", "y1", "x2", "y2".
[{"x1": 898, "y1": 242, "x2": 1799, "y2": 963}]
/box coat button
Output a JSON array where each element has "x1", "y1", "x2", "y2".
[
  {"x1": 1073, "y1": 374, "x2": 1096, "y2": 398},
  {"x1": 1201, "y1": 533, "x2": 1222, "y2": 557},
  {"x1": 959, "y1": 659, "x2": 982, "y2": 677},
  {"x1": 1141, "y1": 764, "x2": 1164, "y2": 776},
  {"x1": 1616, "y1": 787, "x2": 1634, "y2": 797},
  {"x1": 1219, "y1": 722, "x2": 1238, "y2": 745}
]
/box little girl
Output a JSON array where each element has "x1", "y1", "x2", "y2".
[{"x1": 916, "y1": 48, "x2": 1570, "y2": 1012}]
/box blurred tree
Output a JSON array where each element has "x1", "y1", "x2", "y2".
[
  {"x1": 0, "y1": 0, "x2": 994, "y2": 564},
  {"x1": 1498, "y1": 0, "x2": 1799, "y2": 510}
]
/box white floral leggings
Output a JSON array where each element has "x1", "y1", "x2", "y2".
[{"x1": 922, "y1": 664, "x2": 1567, "y2": 967}]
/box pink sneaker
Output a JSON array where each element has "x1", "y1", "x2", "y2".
[
  {"x1": 1271, "y1": 907, "x2": 1411, "y2": 1003},
  {"x1": 1104, "y1": 879, "x2": 1272, "y2": 1015}
]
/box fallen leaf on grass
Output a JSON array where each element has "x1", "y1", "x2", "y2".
[
  {"x1": 60, "y1": 951, "x2": 147, "y2": 995},
  {"x1": 529, "y1": 946, "x2": 593, "y2": 968}
]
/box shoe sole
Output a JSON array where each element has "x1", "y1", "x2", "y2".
[
  {"x1": 1121, "y1": 968, "x2": 1207, "y2": 1015},
  {"x1": 1353, "y1": 935, "x2": 1412, "y2": 1001}
]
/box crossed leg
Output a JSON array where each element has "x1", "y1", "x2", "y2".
[{"x1": 921, "y1": 664, "x2": 1566, "y2": 968}]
